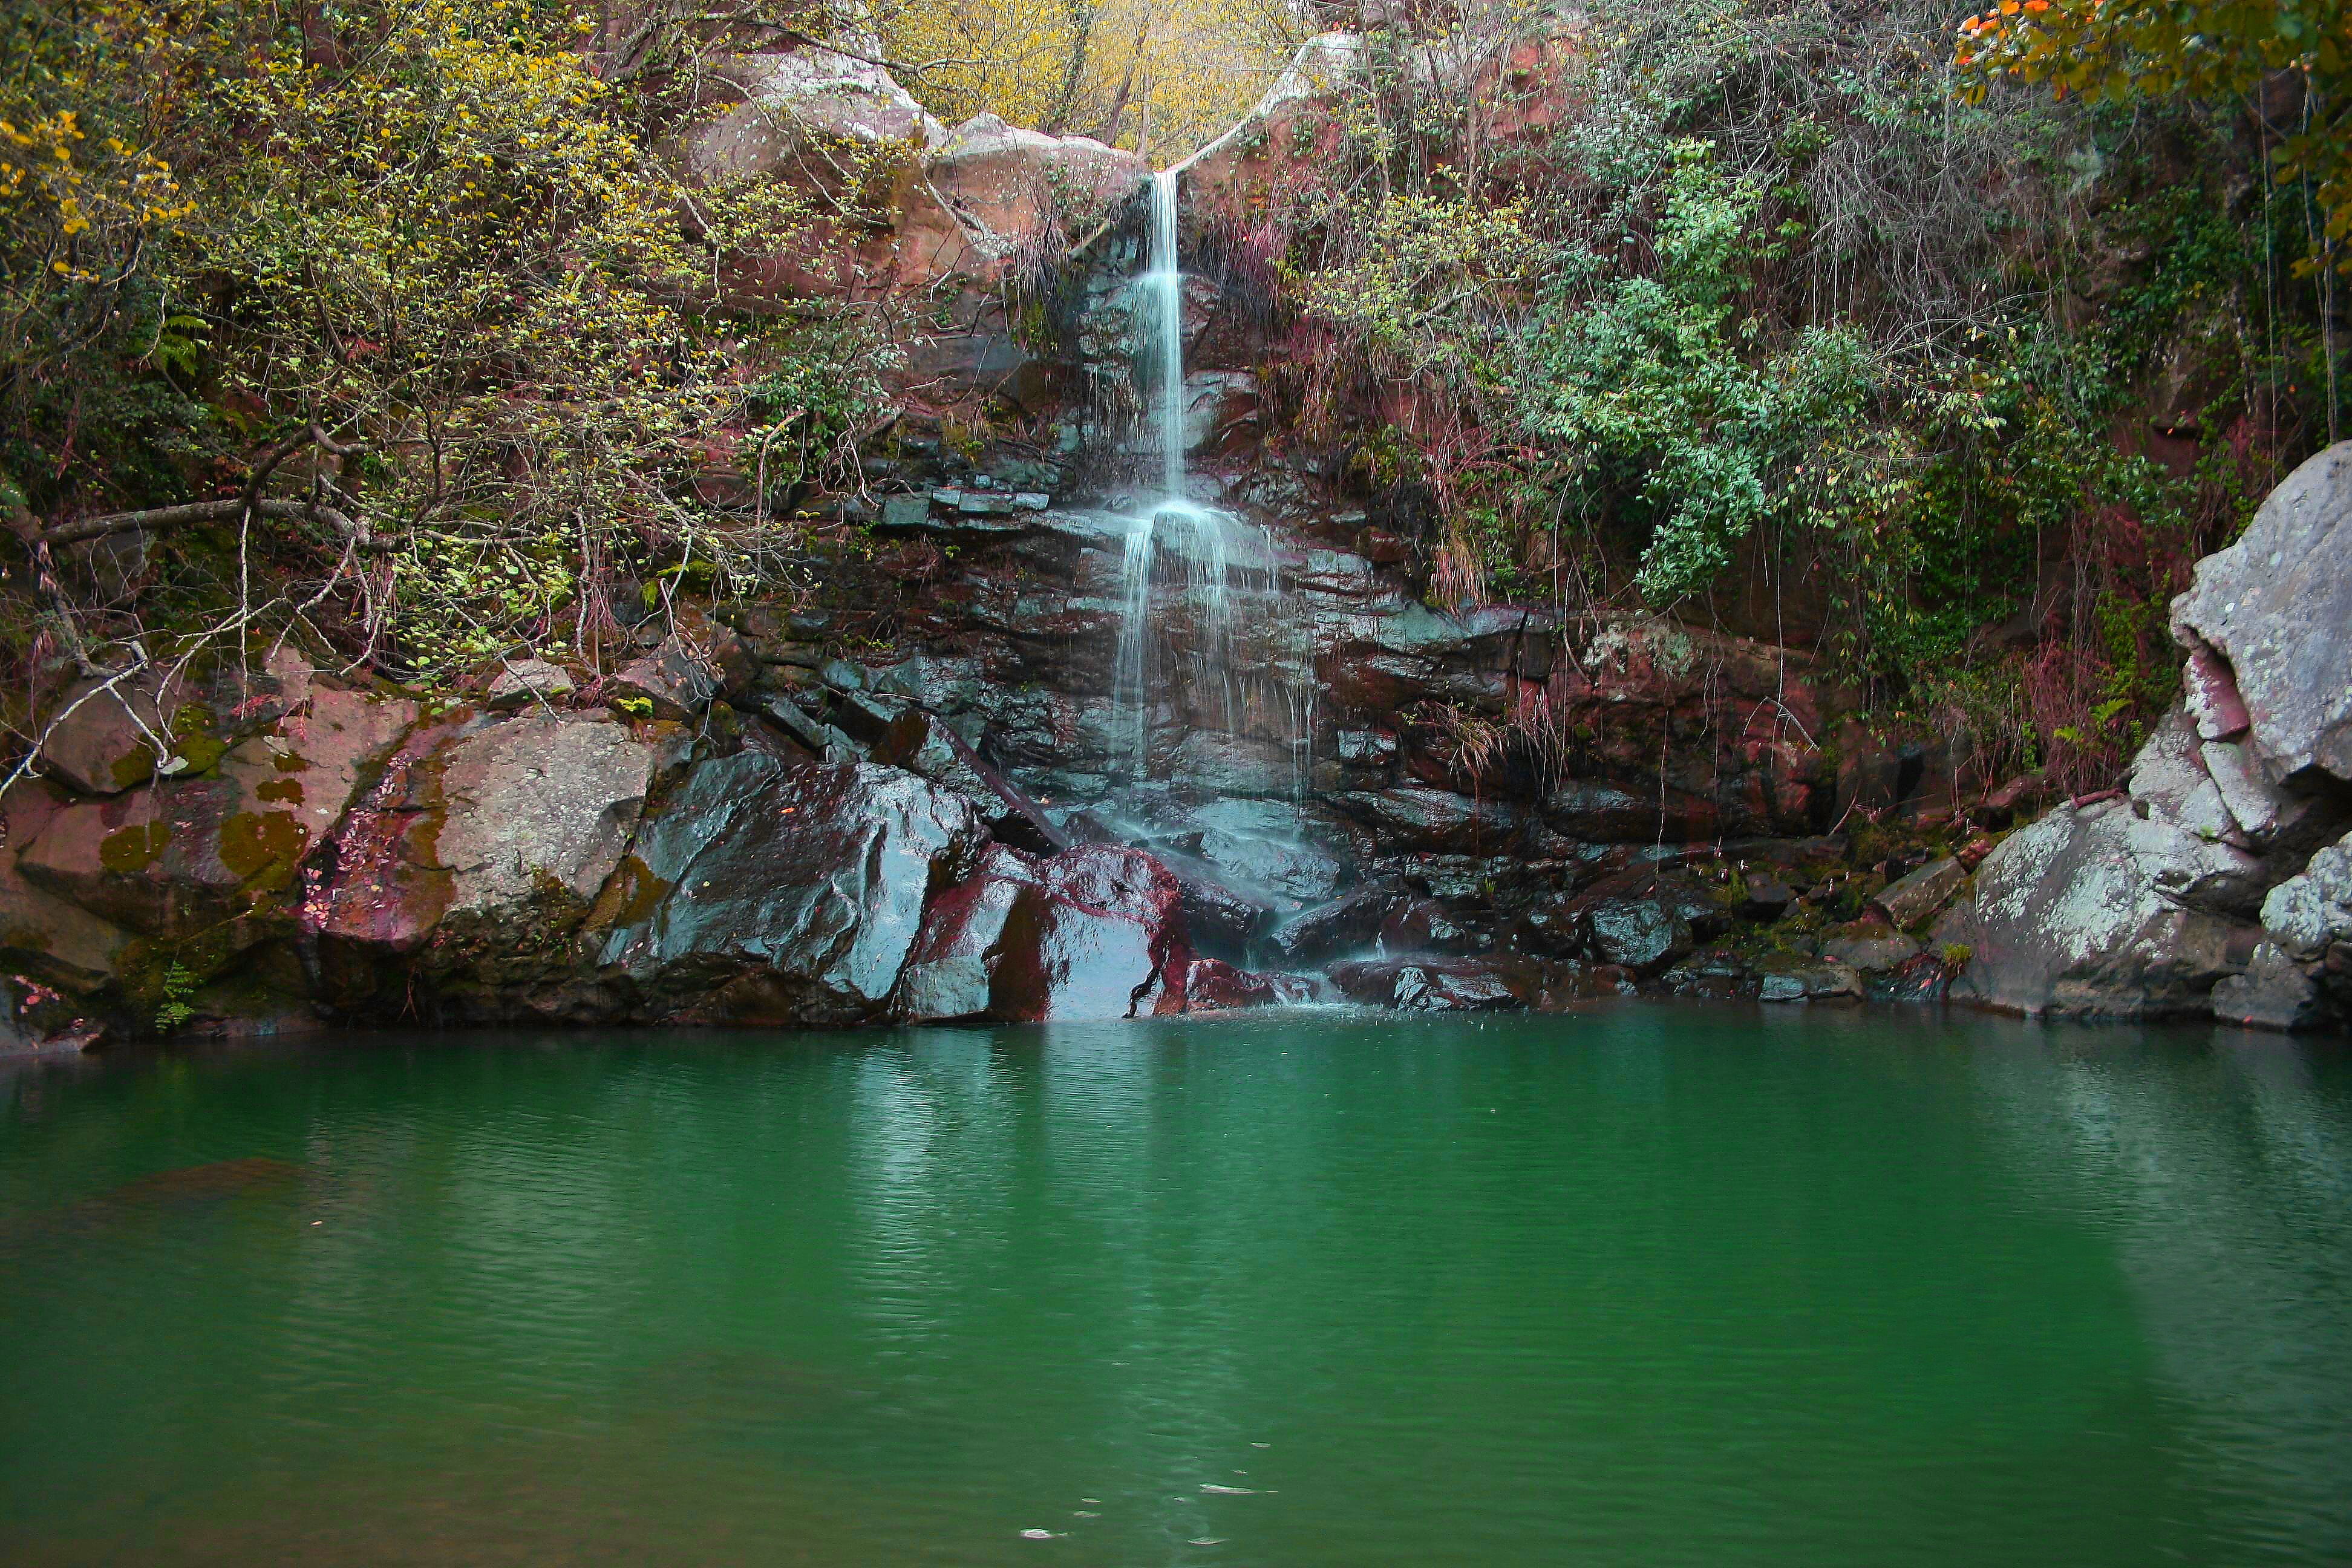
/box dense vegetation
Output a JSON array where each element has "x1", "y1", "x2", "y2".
[
  {"x1": 2, "y1": 0, "x2": 2345, "y2": 798},
  {"x1": 1252, "y1": 0, "x2": 2346, "y2": 785}
]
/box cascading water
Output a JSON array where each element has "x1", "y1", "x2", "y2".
[{"x1": 1107, "y1": 168, "x2": 1318, "y2": 818}]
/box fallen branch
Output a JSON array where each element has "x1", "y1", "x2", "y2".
[{"x1": 42, "y1": 497, "x2": 378, "y2": 550}]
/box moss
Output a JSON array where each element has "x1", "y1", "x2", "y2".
[
  {"x1": 216, "y1": 809, "x2": 307, "y2": 885},
  {"x1": 1940, "y1": 942, "x2": 1973, "y2": 973},
  {"x1": 253, "y1": 777, "x2": 304, "y2": 805},
  {"x1": 108, "y1": 747, "x2": 158, "y2": 789},
  {"x1": 584, "y1": 853, "x2": 670, "y2": 932},
  {"x1": 99, "y1": 820, "x2": 171, "y2": 874},
  {"x1": 169, "y1": 704, "x2": 229, "y2": 776}
]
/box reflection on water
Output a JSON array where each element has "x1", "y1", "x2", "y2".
[
  {"x1": 1, "y1": 1007, "x2": 2347, "y2": 1567},
  {"x1": 1976, "y1": 1036, "x2": 2352, "y2": 1559}
]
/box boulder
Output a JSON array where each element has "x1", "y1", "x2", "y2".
[
  {"x1": 609, "y1": 635, "x2": 719, "y2": 722},
  {"x1": 2118, "y1": 708, "x2": 2271, "y2": 914},
  {"x1": 19, "y1": 684, "x2": 414, "y2": 937},
  {"x1": 1154, "y1": 954, "x2": 1303, "y2": 1013},
  {"x1": 869, "y1": 705, "x2": 1067, "y2": 854},
  {"x1": 1820, "y1": 922, "x2": 1921, "y2": 972},
  {"x1": 926, "y1": 115, "x2": 1147, "y2": 267},
  {"x1": 0, "y1": 782, "x2": 132, "y2": 994},
  {"x1": 1758, "y1": 956, "x2": 1864, "y2": 1002},
  {"x1": 1543, "y1": 779, "x2": 1716, "y2": 843},
  {"x1": 35, "y1": 666, "x2": 188, "y2": 794},
  {"x1": 1328, "y1": 784, "x2": 1532, "y2": 855},
  {"x1": 687, "y1": 44, "x2": 942, "y2": 186},
  {"x1": 2209, "y1": 943, "x2": 2333, "y2": 1033},
  {"x1": 1377, "y1": 897, "x2": 1481, "y2": 953},
  {"x1": 892, "y1": 844, "x2": 1042, "y2": 1022},
  {"x1": 485, "y1": 659, "x2": 574, "y2": 711},
  {"x1": 2171, "y1": 439, "x2": 2351, "y2": 786},
  {"x1": 1740, "y1": 874, "x2": 1795, "y2": 918},
  {"x1": 1870, "y1": 857, "x2": 1964, "y2": 929},
  {"x1": 1269, "y1": 878, "x2": 1413, "y2": 963},
  {"x1": 2259, "y1": 828, "x2": 2352, "y2": 961},
  {"x1": 602, "y1": 758, "x2": 988, "y2": 1024},
  {"x1": 1936, "y1": 798, "x2": 2249, "y2": 1019},
  {"x1": 896, "y1": 843, "x2": 1184, "y2": 1023},
  {"x1": 1871, "y1": 952, "x2": 1953, "y2": 1004}
]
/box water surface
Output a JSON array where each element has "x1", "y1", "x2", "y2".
[{"x1": 3, "y1": 1005, "x2": 2348, "y2": 1565}]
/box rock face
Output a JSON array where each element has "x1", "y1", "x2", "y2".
[
  {"x1": 18, "y1": 682, "x2": 413, "y2": 938},
  {"x1": 2171, "y1": 440, "x2": 2351, "y2": 785},
  {"x1": 433, "y1": 719, "x2": 654, "y2": 927},
  {"x1": 1936, "y1": 441, "x2": 2352, "y2": 1027}
]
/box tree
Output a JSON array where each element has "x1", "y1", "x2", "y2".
[
  {"x1": 1, "y1": 1, "x2": 890, "y2": 693},
  {"x1": 1956, "y1": 0, "x2": 2348, "y2": 269}
]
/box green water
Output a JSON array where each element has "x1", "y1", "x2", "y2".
[{"x1": 2, "y1": 1006, "x2": 2348, "y2": 1566}]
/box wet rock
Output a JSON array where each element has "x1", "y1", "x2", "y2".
[
  {"x1": 1269, "y1": 879, "x2": 1413, "y2": 963},
  {"x1": 485, "y1": 659, "x2": 573, "y2": 712},
  {"x1": 1145, "y1": 847, "x2": 1277, "y2": 955},
  {"x1": 1869, "y1": 856, "x2": 1964, "y2": 929},
  {"x1": 897, "y1": 843, "x2": 1183, "y2": 1023},
  {"x1": 1659, "y1": 950, "x2": 1760, "y2": 1001},
  {"x1": 1757, "y1": 955, "x2": 1863, "y2": 1002},
  {"x1": 1326, "y1": 955, "x2": 1531, "y2": 1012},
  {"x1": 603, "y1": 758, "x2": 987, "y2": 1024},
  {"x1": 1154, "y1": 954, "x2": 1301, "y2": 1013},
  {"x1": 892, "y1": 844, "x2": 1040, "y2": 1022},
  {"x1": 759, "y1": 694, "x2": 860, "y2": 762},
  {"x1": 1166, "y1": 730, "x2": 1299, "y2": 799},
  {"x1": 609, "y1": 635, "x2": 719, "y2": 722},
  {"x1": 2171, "y1": 439, "x2": 2351, "y2": 785},
  {"x1": 1936, "y1": 798, "x2": 2249, "y2": 1019},
  {"x1": 1581, "y1": 896, "x2": 1691, "y2": 973},
  {"x1": 1328, "y1": 784, "x2": 1530, "y2": 855},
  {"x1": 871, "y1": 706, "x2": 1066, "y2": 854},
  {"x1": 1378, "y1": 898, "x2": 1481, "y2": 954},
  {"x1": 1542, "y1": 780, "x2": 1717, "y2": 843},
  {"x1": 1871, "y1": 952, "x2": 1952, "y2": 1004}
]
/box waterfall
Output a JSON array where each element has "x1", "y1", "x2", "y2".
[{"x1": 1108, "y1": 168, "x2": 1314, "y2": 822}]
